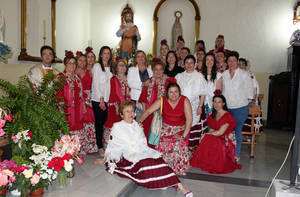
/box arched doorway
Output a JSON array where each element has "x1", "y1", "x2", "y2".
[{"x1": 152, "y1": 0, "x2": 201, "y2": 56}]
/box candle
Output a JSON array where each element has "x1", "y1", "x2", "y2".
[{"x1": 43, "y1": 20, "x2": 46, "y2": 38}]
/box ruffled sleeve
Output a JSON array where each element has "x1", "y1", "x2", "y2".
[
  {"x1": 224, "y1": 112, "x2": 236, "y2": 135},
  {"x1": 105, "y1": 123, "x2": 125, "y2": 163}
]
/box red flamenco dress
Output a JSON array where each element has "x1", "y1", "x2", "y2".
[
  {"x1": 190, "y1": 112, "x2": 241, "y2": 174},
  {"x1": 157, "y1": 96, "x2": 190, "y2": 175},
  {"x1": 103, "y1": 74, "x2": 131, "y2": 148},
  {"x1": 78, "y1": 70, "x2": 98, "y2": 153},
  {"x1": 56, "y1": 72, "x2": 85, "y2": 145},
  {"x1": 138, "y1": 77, "x2": 174, "y2": 142}
]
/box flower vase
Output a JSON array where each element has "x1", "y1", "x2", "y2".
[
  {"x1": 30, "y1": 187, "x2": 44, "y2": 197},
  {"x1": 20, "y1": 188, "x2": 27, "y2": 197},
  {"x1": 66, "y1": 165, "x2": 75, "y2": 178},
  {"x1": 56, "y1": 171, "x2": 68, "y2": 189}
]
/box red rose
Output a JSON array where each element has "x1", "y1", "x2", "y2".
[
  {"x1": 62, "y1": 153, "x2": 72, "y2": 161},
  {"x1": 160, "y1": 39, "x2": 167, "y2": 45},
  {"x1": 49, "y1": 157, "x2": 64, "y2": 171},
  {"x1": 28, "y1": 131, "x2": 33, "y2": 138},
  {"x1": 65, "y1": 51, "x2": 74, "y2": 58},
  {"x1": 251, "y1": 75, "x2": 254, "y2": 79}
]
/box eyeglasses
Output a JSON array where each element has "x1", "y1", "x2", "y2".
[{"x1": 42, "y1": 53, "x2": 54, "y2": 56}]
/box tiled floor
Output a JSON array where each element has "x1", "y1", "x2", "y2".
[{"x1": 8, "y1": 128, "x2": 294, "y2": 197}]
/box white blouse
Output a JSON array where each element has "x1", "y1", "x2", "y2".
[
  {"x1": 204, "y1": 72, "x2": 222, "y2": 109},
  {"x1": 105, "y1": 120, "x2": 161, "y2": 173},
  {"x1": 127, "y1": 66, "x2": 153, "y2": 101},
  {"x1": 91, "y1": 63, "x2": 113, "y2": 102},
  {"x1": 222, "y1": 68, "x2": 254, "y2": 109},
  {"x1": 175, "y1": 70, "x2": 206, "y2": 126}
]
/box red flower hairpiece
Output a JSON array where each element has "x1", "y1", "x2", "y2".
[
  {"x1": 217, "y1": 34, "x2": 224, "y2": 39},
  {"x1": 65, "y1": 50, "x2": 74, "y2": 58},
  {"x1": 76, "y1": 51, "x2": 83, "y2": 56},
  {"x1": 160, "y1": 39, "x2": 167, "y2": 45},
  {"x1": 116, "y1": 56, "x2": 122, "y2": 61},
  {"x1": 166, "y1": 77, "x2": 177, "y2": 84},
  {"x1": 214, "y1": 89, "x2": 222, "y2": 96},
  {"x1": 152, "y1": 57, "x2": 161, "y2": 62},
  {"x1": 85, "y1": 46, "x2": 93, "y2": 53}
]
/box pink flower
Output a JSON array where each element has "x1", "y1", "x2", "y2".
[
  {"x1": 0, "y1": 129, "x2": 5, "y2": 137},
  {"x1": 0, "y1": 172, "x2": 8, "y2": 186},
  {"x1": 30, "y1": 174, "x2": 40, "y2": 186},
  {"x1": 0, "y1": 119, "x2": 6, "y2": 128},
  {"x1": 4, "y1": 114, "x2": 12, "y2": 122},
  {"x1": 9, "y1": 176, "x2": 16, "y2": 183},
  {"x1": 11, "y1": 134, "x2": 17, "y2": 142}
]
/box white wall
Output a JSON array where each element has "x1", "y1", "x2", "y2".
[
  {"x1": 198, "y1": 0, "x2": 297, "y2": 73},
  {"x1": 56, "y1": 0, "x2": 91, "y2": 59},
  {"x1": 157, "y1": 0, "x2": 195, "y2": 54}
]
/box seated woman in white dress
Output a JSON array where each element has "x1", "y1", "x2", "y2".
[{"x1": 95, "y1": 101, "x2": 193, "y2": 197}]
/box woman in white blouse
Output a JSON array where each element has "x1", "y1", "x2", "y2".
[
  {"x1": 175, "y1": 55, "x2": 206, "y2": 149},
  {"x1": 222, "y1": 51, "x2": 254, "y2": 162},
  {"x1": 91, "y1": 46, "x2": 113, "y2": 157},
  {"x1": 127, "y1": 50, "x2": 152, "y2": 120},
  {"x1": 201, "y1": 53, "x2": 222, "y2": 115}
]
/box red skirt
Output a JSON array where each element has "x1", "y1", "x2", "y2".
[
  {"x1": 106, "y1": 157, "x2": 180, "y2": 189},
  {"x1": 190, "y1": 134, "x2": 241, "y2": 174}
]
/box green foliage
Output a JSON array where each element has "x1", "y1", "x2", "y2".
[{"x1": 0, "y1": 73, "x2": 69, "y2": 162}]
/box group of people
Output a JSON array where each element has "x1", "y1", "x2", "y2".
[{"x1": 27, "y1": 33, "x2": 263, "y2": 196}]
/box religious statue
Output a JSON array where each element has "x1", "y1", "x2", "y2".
[
  {"x1": 171, "y1": 11, "x2": 183, "y2": 49},
  {"x1": 0, "y1": 9, "x2": 11, "y2": 61},
  {"x1": 116, "y1": 4, "x2": 141, "y2": 60}
]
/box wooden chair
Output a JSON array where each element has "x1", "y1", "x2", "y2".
[{"x1": 242, "y1": 94, "x2": 264, "y2": 158}]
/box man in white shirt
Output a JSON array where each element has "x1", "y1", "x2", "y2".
[
  {"x1": 222, "y1": 51, "x2": 254, "y2": 162},
  {"x1": 28, "y1": 45, "x2": 58, "y2": 87}
]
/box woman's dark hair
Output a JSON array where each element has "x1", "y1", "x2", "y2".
[
  {"x1": 196, "y1": 40, "x2": 206, "y2": 50},
  {"x1": 239, "y1": 58, "x2": 248, "y2": 66},
  {"x1": 201, "y1": 53, "x2": 217, "y2": 82},
  {"x1": 226, "y1": 51, "x2": 239, "y2": 63},
  {"x1": 166, "y1": 50, "x2": 178, "y2": 69},
  {"x1": 212, "y1": 95, "x2": 228, "y2": 118},
  {"x1": 98, "y1": 46, "x2": 112, "y2": 72},
  {"x1": 184, "y1": 55, "x2": 196, "y2": 65},
  {"x1": 165, "y1": 83, "x2": 181, "y2": 99},
  {"x1": 181, "y1": 47, "x2": 190, "y2": 54}
]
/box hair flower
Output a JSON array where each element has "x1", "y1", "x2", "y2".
[
  {"x1": 160, "y1": 39, "x2": 167, "y2": 45},
  {"x1": 76, "y1": 51, "x2": 83, "y2": 56},
  {"x1": 85, "y1": 46, "x2": 93, "y2": 53},
  {"x1": 65, "y1": 51, "x2": 74, "y2": 58}
]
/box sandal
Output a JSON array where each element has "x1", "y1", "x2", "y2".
[{"x1": 184, "y1": 191, "x2": 193, "y2": 197}]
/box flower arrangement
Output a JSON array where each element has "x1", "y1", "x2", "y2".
[{"x1": 0, "y1": 108, "x2": 12, "y2": 137}]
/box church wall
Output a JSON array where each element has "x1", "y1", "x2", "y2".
[{"x1": 0, "y1": 0, "x2": 298, "y2": 120}]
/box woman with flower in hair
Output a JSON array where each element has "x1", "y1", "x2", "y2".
[
  {"x1": 91, "y1": 46, "x2": 113, "y2": 157},
  {"x1": 56, "y1": 51, "x2": 85, "y2": 145},
  {"x1": 75, "y1": 51, "x2": 98, "y2": 154},
  {"x1": 103, "y1": 57, "x2": 131, "y2": 149},
  {"x1": 190, "y1": 95, "x2": 241, "y2": 174},
  {"x1": 159, "y1": 39, "x2": 169, "y2": 64},
  {"x1": 127, "y1": 50, "x2": 152, "y2": 120},
  {"x1": 138, "y1": 60, "x2": 174, "y2": 144},
  {"x1": 85, "y1": 47, "x2": 96, "y2": 71},
  {"x1": 201, "y1": 53, "x2": 222, "y2": 117}
]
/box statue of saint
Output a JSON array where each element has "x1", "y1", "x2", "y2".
[
  {"x1": 171, "y1": 11, "x2": 183, "y2": 50},
  {"x1": 116, "y1": 4, "x2": 141, "y2": 60},
  {"x1": 0, "y1": 9, "x2": 11, "y2": 61}
]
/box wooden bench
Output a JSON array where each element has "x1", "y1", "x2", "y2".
[{"x1": 242, "y1": 94, "x2": 264, "y2": 158}]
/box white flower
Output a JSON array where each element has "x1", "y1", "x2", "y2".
[
  {"x1": 52, "y1": 172, "x2": 57, "y2": 180},
  {"x1": 40, "y1": 173, "x2": 48, "y2": 180},
  {"x1": 23, "y1": 169, "x2": 33, "y2": 178},
  {"x1": 46, "y1": 169, "x2": 53, "y2": 175},
  {"x1": 16, "y1": 132, "x2": 22, "y2": 140},
  {"x1": 64, "y1": 159, "x2": 74, "y2": 172}
]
